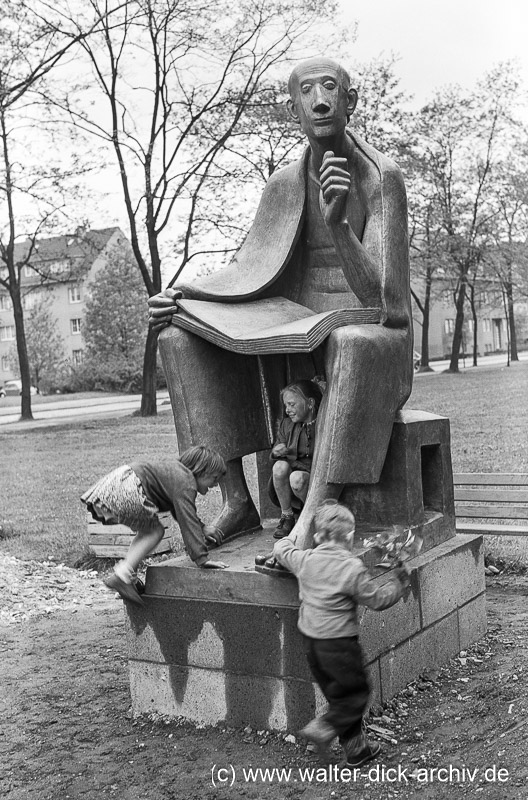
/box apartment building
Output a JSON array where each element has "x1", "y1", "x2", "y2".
[
  {"x1": 412, "y1": 281, "x2": 517, "y2": 362},
  {"x1": 0, "y1": 227, "x2": 128, "y2": 382}
]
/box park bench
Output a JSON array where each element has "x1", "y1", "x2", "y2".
[
  {"x1": 87, "y1": 511, "x2": 173, "y2": 558},
  {"x1": 454, "y1": 473, "x2": 528, "y2": 537}
]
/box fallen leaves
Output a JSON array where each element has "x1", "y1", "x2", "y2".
[{"x1": 0, "y1": 555, "x2": 111, "y2": 624}]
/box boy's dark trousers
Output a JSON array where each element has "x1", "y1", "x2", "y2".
[{"x1": 303, "y1": 635, "x2": 370, "y2": 740}]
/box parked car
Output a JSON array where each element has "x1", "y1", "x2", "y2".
[
  {"x1": 413, "y1": 351, "x2": 421, "y2": 372},
  {"x1": 2, "y1": 379, "x2": 39, "y2": 396}
]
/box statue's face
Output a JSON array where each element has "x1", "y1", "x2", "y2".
[{"x1": 287, "y1": 62, "x2": 356, "y2": 141}]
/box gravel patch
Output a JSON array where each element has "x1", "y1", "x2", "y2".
[{"x1": 0, "y1": 554, "x2": 113, "y2": 624}]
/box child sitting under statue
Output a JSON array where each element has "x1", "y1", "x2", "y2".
[
  {"x1": 273, "y1": 501, "x2": 409, "y2": 767},
  {"x1": 269, "y1": 379, "x2": 323, "y2": 540},
  {"x1": 81, "y1": 446, "x2": 228, "y2": 606}
]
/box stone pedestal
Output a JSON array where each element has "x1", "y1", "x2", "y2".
[{"x1": 124, "y1": 410, "x2": 486, "y2": 729}]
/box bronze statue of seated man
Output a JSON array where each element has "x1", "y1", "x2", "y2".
[{"x1": 149, "y1": 56, "x2": 413, "y2": 552}]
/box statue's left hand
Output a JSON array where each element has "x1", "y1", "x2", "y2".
[
  {"x1": 319, "y1": 150, "x2": 350, "y2": 226},
  {"x1": 148, "y1": 288, "x2": 182, "y2": 332}
]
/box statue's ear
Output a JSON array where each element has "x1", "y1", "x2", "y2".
[
  {"x1": 347, "y1": 87, "x2": 358, "y2": 119},
  {"x1": 286, "y1": 97, "x2": 299, "y2": 124}
]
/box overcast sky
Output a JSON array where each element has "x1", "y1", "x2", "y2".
[{"x1": 341, "y1": 0, "x2": 528, "y2": 106}]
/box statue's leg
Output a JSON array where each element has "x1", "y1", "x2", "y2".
[
  {"x1": 158, "y1": 326, "x2": 276, "y2": 538},
  {"x1": 214, "y1": 457, "x2": 261, "y2": 540},
  {"x1": 292, "y1": 326, "x2": 412, "y2": 550}
]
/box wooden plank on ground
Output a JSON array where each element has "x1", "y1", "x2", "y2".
[
  {"x1": 453, "y1": 474, "x2": 528, "y2": 487},
  {"x1": 455, "y1": 504, "x2": 528, "y2": 520},
  {"x1": 89, "y1": 532, "x2": 172, "y2": 546},
  {"x1": 456, "y1": 522, "x2": 528, "y2": 536},
  {"x1": 90, "y1": 539, "x2": 173, "y2": 557},
  {"x1": 87, "y1": 510, "x2": 174, "y2": 557},
  {"x1": 455, "y1": 489, "x2": 528, "y2": 503}
]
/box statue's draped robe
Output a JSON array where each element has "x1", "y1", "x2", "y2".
[{"x1": 159, "y1": 132, "x2": 413, "y2": 484}]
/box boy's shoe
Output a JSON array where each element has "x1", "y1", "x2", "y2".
[
  {"x1": 273, "y1": 514, "x2": 295, "y2": 539},
  {"x1": 104, "y1": 573, "x2": 145, "y2": 606},
  {"x1": 298, "y1": 717, "x2": 336, "y2": 758},
  {"x1": 345, "y1": 740, "x2": 381, "y2": 768}
]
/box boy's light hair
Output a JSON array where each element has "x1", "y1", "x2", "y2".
[
  {"x1": 179, "y1": 446, "x2": 226, "y2": 477},
  {"x1": 314, "y1": 501, "x2": 355, "y2": 545}
]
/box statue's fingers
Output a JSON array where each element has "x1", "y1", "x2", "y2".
[
  {"x1": 149, "y1": 318, "x2": 171, "y2": 332},
  {"x1": 149, "y1": 305, "x2": 180, "y2": 317},
  {"x1": 320, "y1": 159, "x2": 349, "y2": 178},
  {"x1": 320, "y1": 171, "x2": 350, "y2": 189}
]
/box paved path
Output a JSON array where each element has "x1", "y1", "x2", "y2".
[
  {"x1": 1, "y1": 352, "x2": 526, "y2": 431},
  {"x1": 0, "y1": 392, "x2": 171, "y2": 431}
]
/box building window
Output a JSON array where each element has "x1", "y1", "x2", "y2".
[
  {"x1": 0, "y1": 294, "x2": 13, "y2": 310},
  {"x1": 467, "y1": 319, "x2": 474, "y2": 332},
  {"x1": 483, "y1": 319, "x2": 491, "y2": 333},
  {"x1": 1, "y1": 356, "x2": 9, "y2": 371},
  {"x1": 71, "y1": 318, "x2": 82, "y2": 335},
  {"x1": 444, "y1": 319, "x2": 455, "y2": 334},
  {"x1": 24, "y1": 265, "x2": 35, "y2": 278},
  {"x1": 48, "y1": 259, "x2": 69, "y2": 275},
  {"x1": 72, "y1": 349, "x2": 84, "y2": 365},
  {"x1": 22, "y1": 291, "x2": 42, "y2": 310},
  {"x1": 68, "y1": 285, "x2": 81, "y2": 303},
  {"x1": 0, "y1": 325, "x2": 15, "y2": 341}
]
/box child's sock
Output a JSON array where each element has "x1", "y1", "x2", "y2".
[
  {"x1": 281, "y1": 508, "x2": 294, "y2": 518},
  {"x1": 114, "y1": 560, "x2": 136, "y2": 585}
]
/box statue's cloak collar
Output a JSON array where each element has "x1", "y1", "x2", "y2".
[{"x1": 176, "y1": 132, "x2": 384, "y2": 302}]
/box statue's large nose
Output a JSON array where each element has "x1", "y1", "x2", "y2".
[{"x1": 312, "y1": 85, "x2": 330, "y2": 113}]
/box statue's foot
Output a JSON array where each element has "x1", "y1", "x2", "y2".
[
  {"x1": 254, "y1": 550, "x2": 275, "y2": 566},
  {"x1": 254, "y1": 556, "x2": 293, "y2": 578},
  {"x1": 212, "y1": 498, "x2": 261, "y2": 545}
]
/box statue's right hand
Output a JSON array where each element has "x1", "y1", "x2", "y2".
[{"x1": 148, "y1": 288, "x2": 183, "y2": 332}]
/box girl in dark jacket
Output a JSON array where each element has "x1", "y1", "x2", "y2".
[{"x1": 270, "y1": 379, "x2": 323, "y2": 539}]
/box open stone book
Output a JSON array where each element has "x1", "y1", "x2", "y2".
[{"x1": 171, "y1": 296, "x2": 381, "y2": 355}]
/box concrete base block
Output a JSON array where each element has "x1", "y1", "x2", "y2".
[{"x1": 125, "y1": 531, "x2": 485, "y2": 730}]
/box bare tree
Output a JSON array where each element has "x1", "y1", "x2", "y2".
[
  {"x1": 8, "y1": 295, "x2": 66, "y2": 392},
  {"x1": 43, "y1": 0, "x2": 345, "y2": 415},
  {"x1": 484, "y1": 150, "x2": 528, "y2": 362},
  {"x1": 410, "y1": 64, "x2": 523, "y2": 373},
  {"x1": 0, "y1": 0, "x2": 116, "y2": 419}
]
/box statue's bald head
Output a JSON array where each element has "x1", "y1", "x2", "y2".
[{"x1": 288, "y1": 57, "x2": 351, "y2": 98}]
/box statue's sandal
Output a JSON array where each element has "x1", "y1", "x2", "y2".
[{"x1": 254, "y1": 553, "x2": 294, "y2": 578}]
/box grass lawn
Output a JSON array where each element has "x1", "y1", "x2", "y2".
[{"x1": 1, "y1": 361, "x2": 527, "y2": 566}]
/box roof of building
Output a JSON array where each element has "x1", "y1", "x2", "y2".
[{"x1": 14, "y1": 227, "x2": 124, "y2": 266}]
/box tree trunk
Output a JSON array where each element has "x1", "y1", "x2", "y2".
[
  {"x1": 506, "y1": 280, "x2": 518, "y2": 361},
  {"x1": 448, "y1": 279, "x2": 467, "y2": 373},
  {"x1": 468, "y1": 285, "x2": 478, "y2": 367},
  {"x1": 140, "y1": 326, "x2": 158, "y2": 416},
  {"x1": 11, "y1": 291, "x2": 33, "y2": 420},
  {"x1": 420, "y1": 275, "x2": 432, "y2": 368}
]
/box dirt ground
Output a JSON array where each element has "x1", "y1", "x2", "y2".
[{"x1": 2, "y1": 561, "x2": 528, "y2": 800}]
